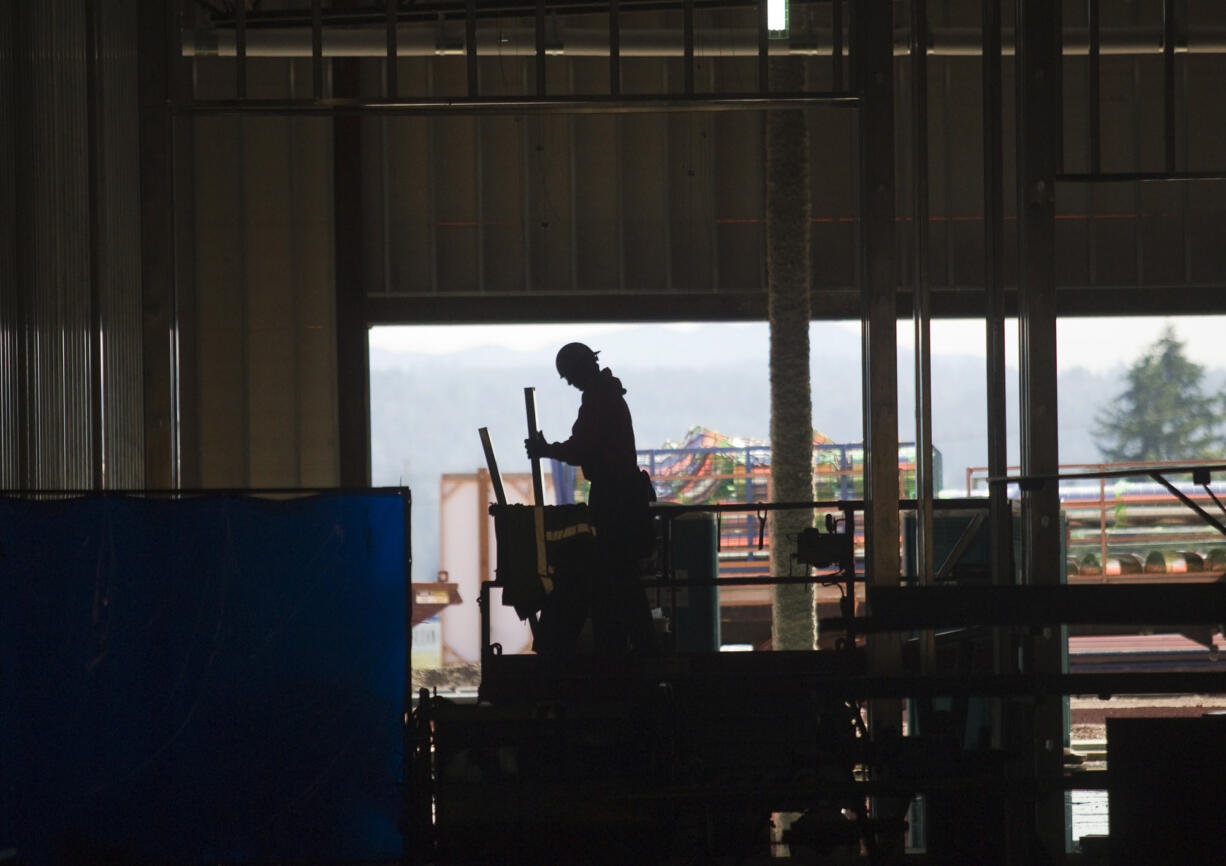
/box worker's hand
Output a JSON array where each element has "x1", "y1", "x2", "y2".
[{"x1": 525, "y1": 432, "x2": 549, "y2": 461}]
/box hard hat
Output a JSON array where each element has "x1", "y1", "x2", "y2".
[{"x1": 555, "y1": 342, "x2": 600, "y2": 378}]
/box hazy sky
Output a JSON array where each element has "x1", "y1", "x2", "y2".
[{"x1": 370, "y1": 316, "x2": 1226, "y2": 374}]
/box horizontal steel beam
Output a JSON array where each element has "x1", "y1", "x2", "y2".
[
  {"x1": 182, "y1": 93, "x2": 855, "y2": 116},
  {"x1": 1058, "y1": 171, "x2": 1226, "y2": 183},
  {"x1": 184, "y1": 24, "x2": 1226, "y2": 59},
  {"x1": 365, "y1": 285, "x2": 1226, "y2": 324}
]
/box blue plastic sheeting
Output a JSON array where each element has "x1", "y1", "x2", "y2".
[{"x1": 0, "y1": 491, "x2": 409, "y2": 865}]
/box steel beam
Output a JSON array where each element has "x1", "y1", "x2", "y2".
[
  {"x1": 856, "y1": 0, "x2": 899, "y2": 620},
  {"x1": 181, "y1": 92, "x2": 857, "y2": 116},
  {"x1": 139, "y1": 0, "x2": 180, "y2": 488},
  {"x1": 182, "y1": 22, "x2": 1226, "y2": 58},
  {"x1": 1015, "y1": 0, "x2": 1063, "y2": 858},
  {"x1": 855, "y1": 0, "x2": 902, "y2": 853},
  {"x1": 333, "y1": 58, "x2": 371, "y2": 486}
]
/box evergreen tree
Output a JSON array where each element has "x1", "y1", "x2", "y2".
[{"x1": 1093, "y1": 326, "x2": 1225, "y2": 462}]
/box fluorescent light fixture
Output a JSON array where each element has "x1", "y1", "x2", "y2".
[{"x1": 767, "y1": 0, "x2": 788, "y2": 34}]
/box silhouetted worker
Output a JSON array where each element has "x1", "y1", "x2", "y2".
[{"x1": 526, "y1": 342, "x2": 658, "y2": 655}]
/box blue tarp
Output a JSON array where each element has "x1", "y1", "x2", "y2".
[{"x1": 0, "y1": 491, "x2": 409, "y2": 865}]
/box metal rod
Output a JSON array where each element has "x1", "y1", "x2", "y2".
[
  {"x1": 466, "y1": 0, "x2": 479, "y2": 96},
  {"x1": 386, "y1": 0, "x2": 399, "y2": 97},
  {"x1": 1149, "y1": 470, "x2": 1226, "y2": 538},
  {"x1": 181, "y1": 93, "x2": 858, "y2": 116},
  {"x1": 478, "y1": 427, "x2": 508, "y2": 506},
  {"x1": 911, "y1": 0, "x2": 933, "y2": 589},
  {"x1": 911, "y1": 0, "x2": 935, "y2": 682},
  {"x1": 0, "y1": 486, "x2": 413, "y2": 497},
  {"x1": 1088, "y1": 0, "x2": 1100, "y2": 174},
  {"x1": 982, "y1": 0, "x2": 1009, "y2": 599},
  {"x1": 935, "y1": 512, "x2": 986, "y2": 580},
  {"x1": 1203, "y1": 483, "x2": 1226, "y2": 519},
  {"x1": 1164, "y1": 0, "x2": 1177, "y2": 173},
  {"x1": 524, "y1": 388, "x2": 545, "y2": 505},
  {"x1": 996, "y1": 462, "x2": 1226, "y2": 485}
]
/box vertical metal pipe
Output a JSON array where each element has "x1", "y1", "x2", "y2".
[
  {"x1": 983, "y1": 0, "x2": 1007, "y2": 585},
  {"x1": 311, "y1": 0, "x2": 322, "y2": 100},
  {"x1": 683, "y1": 0, "x2": 694, "y2": 96},
  {"x1": 911, "y1": 0, "x2": 933, "y2": 585},
  {"x1": 535, "y1": 0, "x2": 546, "y2": 97},
  {"x1": 235, "y1": 0, "x2": 246, "y2": 98},
  {"x1": 465, "y1": 0, "x2": 478, "y2": 97},
  {"x1": 609, "y1": 0, "x2": 620, "y2": 96},
  {"x1": 386, "y1": 0, "x2": 398, "y2": 98},
  {"x1": 1163, "y1": 0, "x2": 1176, "y2": 173}
]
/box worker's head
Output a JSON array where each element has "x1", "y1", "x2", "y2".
[{"x1": 555, "y1": 342, "x2": 600, "y2": 390}]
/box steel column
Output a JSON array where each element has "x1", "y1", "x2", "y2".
[
  {"x1": 334, "y1": 58, "x2": 371, "y2": 486},
  {"x1": 857, "y1": 0, "x2": 900, "y2": 618},
  {"x1": 1015, "y1": 0, "x2": 1065, "y2": 859},
  {"x1": 910, "y1": 0, "x2": 933, "y2": 585},
  {"x1": 855, "y1": 9, "x2": 901, "y2": 856},
  {"x1": 139, "y1": 0, "x2": 179, "y2": 488}
]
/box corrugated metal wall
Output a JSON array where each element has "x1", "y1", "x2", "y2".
[
  {"x1": 190, "y1": 56, "x2": 339, "y2": 488},
  {"x1": 0, "y1": 0, "x2": 144, "y2": 490}
]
